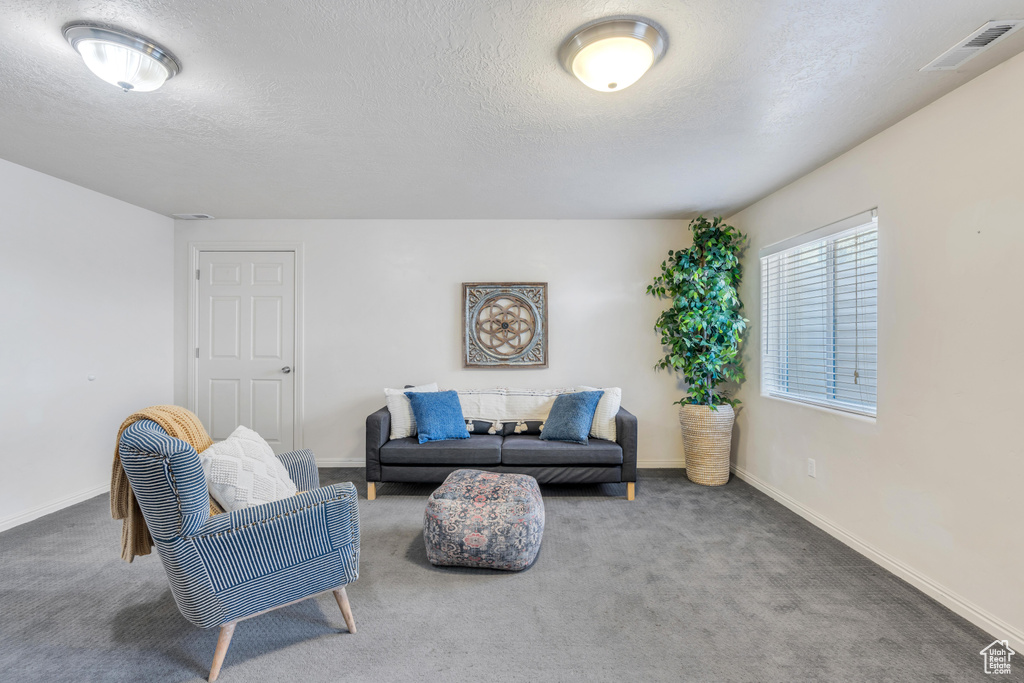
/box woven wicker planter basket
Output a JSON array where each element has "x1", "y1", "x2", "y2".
[{"x1": 679, "y1": 404, "x2": 735, "y2": 486}]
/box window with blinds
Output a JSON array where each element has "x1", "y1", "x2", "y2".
[{"x1": 760, "y1": 209, "x2": 878, "y2": 417}]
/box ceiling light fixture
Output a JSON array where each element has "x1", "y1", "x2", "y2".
[
  {"x1": 171, "y1": 213, "x2": 215, "y2": 220},
  {"x1": 63, "y1": 23, "x2": 180, "y2": 92},
  {"x1": 559, "y1": 18, "x2": 667, "y2": 92}
]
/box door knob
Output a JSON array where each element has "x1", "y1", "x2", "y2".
[{"x1": 281, "y1": 366, "x2": 291, "y2": 374}]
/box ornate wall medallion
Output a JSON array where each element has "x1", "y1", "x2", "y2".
[{"x1": 463, "y1": 283, "x2": 548, "y2": 368}]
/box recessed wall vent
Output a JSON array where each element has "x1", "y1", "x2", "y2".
[
  {"x1": 921, "y1": 20, "x2": 1023, "y2": 71},
  {"x1": 172, "y1": 213, "x2": 215, "y2": 220}
]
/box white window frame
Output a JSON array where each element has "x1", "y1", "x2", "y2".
[{"x1": 759, "y1": 209, "x2": 878, "y2": 418}]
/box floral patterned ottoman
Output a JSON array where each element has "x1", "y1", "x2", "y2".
[{"x1": 423, "y1": 469, "x2": 545, "y2": 571}]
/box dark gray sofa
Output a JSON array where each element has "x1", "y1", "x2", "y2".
[{"x1": 365, "y1": 406, "x2": 638, "y2": 500}]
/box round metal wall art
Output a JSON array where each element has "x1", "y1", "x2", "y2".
[{"x1": 463, "y1": 283, "x2": 547, "y2": 367}]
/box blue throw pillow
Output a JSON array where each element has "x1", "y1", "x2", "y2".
[
  {"x1": 405, "y1": 390, "x2": 470, "y2": 444},
  {"x1": 540, "y1": 391, "x2": 604, "y2": 445}
]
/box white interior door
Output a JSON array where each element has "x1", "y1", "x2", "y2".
[{"x1": 197, "y1": 251, "x2": 295, "y2": 453}]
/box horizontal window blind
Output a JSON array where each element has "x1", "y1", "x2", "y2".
[{"x1": 760, "y1": 210, "x2": 878, "y2": 416}]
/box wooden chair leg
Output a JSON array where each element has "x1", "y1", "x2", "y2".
[
  {"x1": 627, "y1": 482, "x2": 635, "y2": 501},
  {"x1": 367, "y1": 482, "x2": 376, "y2": 500},
  {"x1": 209, "y1": 622, "x2": 236, "y2": 682},
  {"x1": 333, "y1": 587, "x2": 356, "y2": 634}
]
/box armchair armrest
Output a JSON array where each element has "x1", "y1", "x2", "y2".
[
  {"x1": 276, "y1": 448, "x2": 320, "y2": 490},
  {"x1": 615, "y1": 407, "x2": 638, "y2": 483},
  {"x1": 366, "y1": 406, "x2": 390, "y2": 482},
  {"x1": 195, "y1": 482, "x2": 358, "y2": 541},
  {"x1": 189, "y1": 483, "x2": 360, "y2": 593},
  {"x1": 178, "y1": 483, "x2": 360, "y2": 626}
]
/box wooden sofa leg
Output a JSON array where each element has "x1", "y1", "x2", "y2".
[
  {"x1": 333, "y1": 587, "x2": 357, "y2": 634},
  {"x1": 367, "y1": 482, "x2": 376, "y2": 500},
  {"x1": 627, "y1": 482, "x2": 635, "y2": 501},
  {"x1": 209, "y1": 622, "x2": 236, "y2": 682}
]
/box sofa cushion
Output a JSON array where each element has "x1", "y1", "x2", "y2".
[
  {"x1": 540, "y1": 391, "x2": 603, "y2": 445},
  {"x1": 380, "y1": 434, "x2": 502, "y2": 465},
  {"x1": 576, "y1": 386, "x2": 622, "y2": 441},
  {"x1": 500, "y1": 435, "x2": 622, "y2": 466},
  {"x1": 385, "y1": 382, "x2": 437, "y2": 440},
  {"x1": 406, "y1": 390, "x2": 470, "y2": 444},
  {"x1": 506, "y1": 420, "x2": 545, "y2": 435},
  {"x1": 466, "y1": 419, "x2": 545, "y2": 435}
]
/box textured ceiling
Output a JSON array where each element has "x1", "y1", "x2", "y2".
[{"x1": 1, "y1": 0, "x2": 1023, "y2": 219}]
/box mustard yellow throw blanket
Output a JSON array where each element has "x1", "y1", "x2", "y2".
[{"x1": 111, "y1": 406, "x2": 220, "y2": 562}]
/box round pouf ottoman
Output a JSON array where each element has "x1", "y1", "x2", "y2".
[{"x1": 423, "y1": 469, "x2": 545, "y2": 571}]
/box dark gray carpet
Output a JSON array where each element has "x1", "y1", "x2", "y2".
[{"x1": 0, "y1": 470, "x2": 1011, "y2": 682}]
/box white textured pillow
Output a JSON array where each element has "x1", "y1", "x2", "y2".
[
  {"x1": 198, "y1": 426, "x2": 297, "y2": 512},
  {"x1": 576, "y1": 386, "x2": 622, "y2": 441},
  {"x1": 385, "y1": 383, "x2": 438, "y2": 440}
]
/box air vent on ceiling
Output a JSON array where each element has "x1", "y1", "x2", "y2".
[
  {"x1": 172, "y1": 213, "x2": 215, "y2": 220},
  {"x1": 921, "y1": 20, "x2": 1023, "y2": 71}
]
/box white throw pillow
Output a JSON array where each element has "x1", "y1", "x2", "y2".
[
  {"x1": 198, "y1": 426, "x2": 297, "y2": 512},
  {"x1": 576, "y1": 386, "x2": 622, "y2": 441},
  {"x1": 385, "y1": 383, "x2": 438, "y2": 440}
]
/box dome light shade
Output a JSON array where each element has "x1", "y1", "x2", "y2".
[
  {"x1": 559, "y1": 19, "x2": 667, "y2": 93},
  {"x1": 64, "y1": 24, "x2": 180, "y2": 92}
]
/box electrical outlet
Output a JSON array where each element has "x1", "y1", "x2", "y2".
[{"x1": 807, "y1": 458, "x2": 816, "y2": 478}]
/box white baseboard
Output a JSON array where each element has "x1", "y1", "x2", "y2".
[
  {"x1": 732, "y1": 464, "x2": 1023, "y2": 651},
  {"x1": 638, "y1": 459, "x2": 685, "y2": 468},
  {"x1": 316, "y1": 459, "x2": 366, "y2": 468},
  {"x1": 0, "y1": 483, "x2": 110, "y2": 533}
]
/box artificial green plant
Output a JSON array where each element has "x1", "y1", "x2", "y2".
[{"x1": 647, "y1": 215, "x2": 748, "y2": 408}]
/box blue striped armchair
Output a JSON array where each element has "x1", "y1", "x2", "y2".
[{"x1": 118, "y1": 419, "x2": 360, "y2": 681}]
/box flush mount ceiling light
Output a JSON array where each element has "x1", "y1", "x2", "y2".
[
  {"x1": 63, "y1": 23, "x2": 180, "y2": 92},
  {"x1": 559, "y1": 18, "x2": 667, "y2": 92}
]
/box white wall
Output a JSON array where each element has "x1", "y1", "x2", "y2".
[
  {"x1": 0, "y1": 158, "x2": 174, "y2": 531},
  {"x1": 728, "y1": 52, "x2": 1024, "y2": 646},
  {"x1": 174, "y1": 219, "x2": 690, "y2": 468}
]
